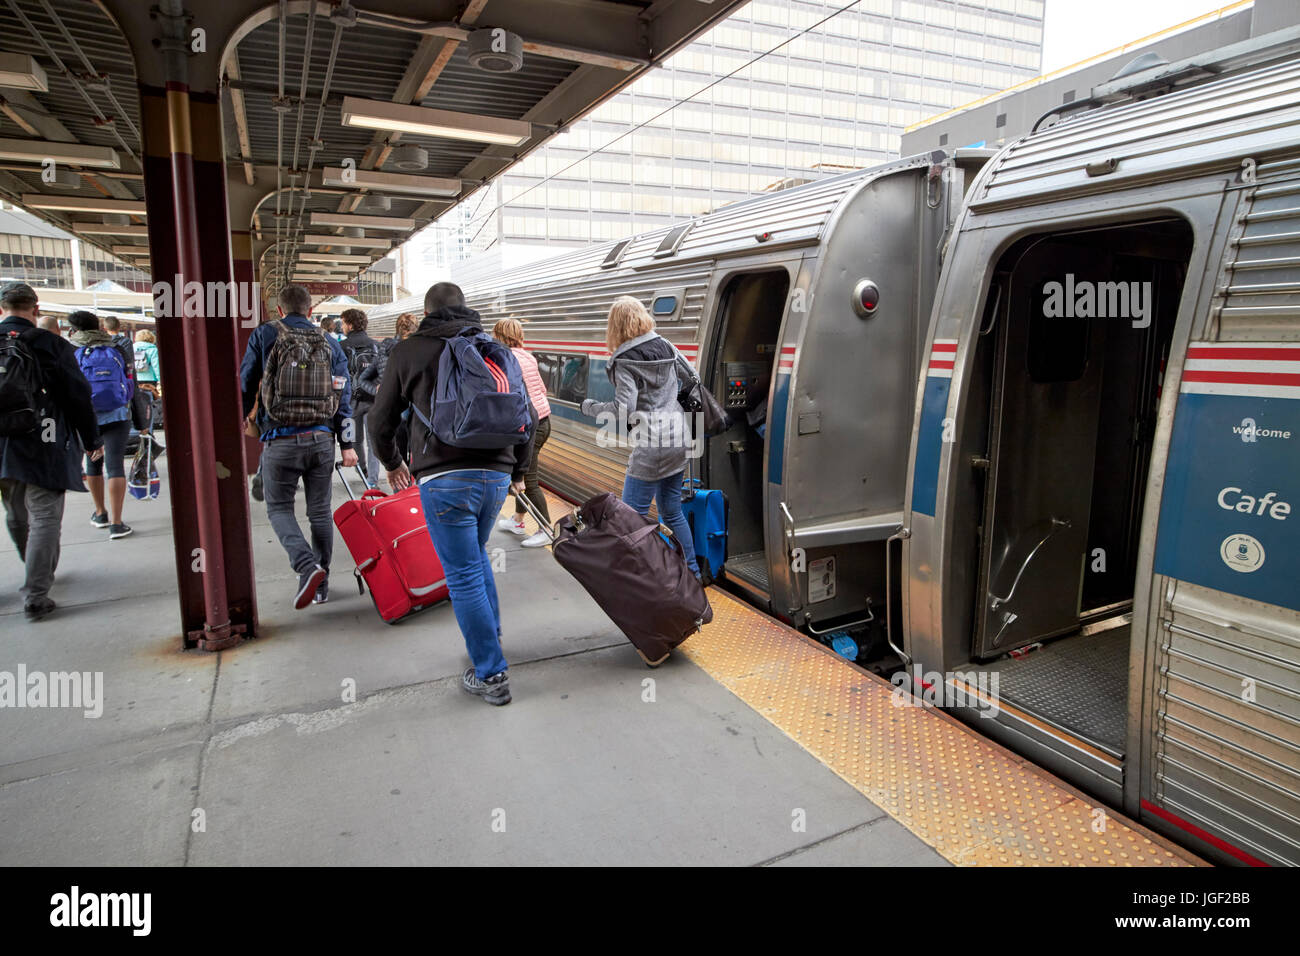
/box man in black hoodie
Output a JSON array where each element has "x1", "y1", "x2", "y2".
[
  {"x1": 0, "y1": 282, "x2": 103, "y2": 620},
  {"x1": 370, "y1": 282, "x2": 534, "y2": 707}
]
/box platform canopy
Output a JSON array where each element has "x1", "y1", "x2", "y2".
[{"x1": 0, "y1": 0, "x2": 750, "y2": 288}]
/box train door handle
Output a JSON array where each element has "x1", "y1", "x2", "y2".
[
  {"x1": 885, "y1": 527, "x2": 911, "y2": 666},
  {"x1": 779, "y1": 501, "x2": 796, "y2": 551}
]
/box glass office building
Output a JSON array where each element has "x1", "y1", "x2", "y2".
[{"x1": 409, "y1": 0, "x2": 1044, "y2": 282}]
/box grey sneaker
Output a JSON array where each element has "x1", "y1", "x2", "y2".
[
  {"x1": 109, "y1": 523, "x2": 133, "y2": 539},
  {"x1": 90, "y1": 511, "x2": 109, "y2": 528},
  {"x1": 313, "y1": 578, "x2": 329, "y2": 604},
  {"x1": 294, "y1": 565, "x2": 327, "y2": 610},
  {"x1": 462, "y1": 667, "x2": 511, "y2": 706},
  {"x1": 250, "y1": 472, "x2": 264, "y2": 502}
]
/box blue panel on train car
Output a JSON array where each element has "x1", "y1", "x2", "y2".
[
  {"x1": 911, "y1": 375, "x2": 951, "y2": 517},
  {"x1": 1154, "y1": 389, "x2": 1300, "y2": 613},
  {"x1": 768, "y1": 371, "x2": 790, "y2": 485}
]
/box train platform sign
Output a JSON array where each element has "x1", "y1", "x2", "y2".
[{"x1": 299, "y1": 281, "x2": 360, "y2": 296}]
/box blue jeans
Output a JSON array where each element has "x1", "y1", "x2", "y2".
[
  {"x1": 622, "y1": 471, "x2": 699, "y2": 575},
  {"x1": 419, "y1": 470, "x2": 511, "y2": 679}
]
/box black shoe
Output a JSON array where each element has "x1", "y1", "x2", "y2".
[
  {"x1": 461, "y1": 667, "x2": 511, "y2": 706},
  {"x1": 251, "y1": 473, "x2": 264, "y2": 502},
  {"x1": 24, "y1": 597, "x2": 56, "y2": 621},
  {"x1": 294, "y1": 564, "x2": 327, "y2": 610},
  {"x1": 313, "y1": 578, "x2": 329, "y2": 604},
  {"x1": 109, "y1": 523, "x2": 133, "y2": 539},
  {"x1": 90, "y1": 511, "x2": 109, "y2": 528}
]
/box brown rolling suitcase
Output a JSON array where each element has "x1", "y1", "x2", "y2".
[{"x1": 516, "y1": 491, "x2": 712, "y2": 665}]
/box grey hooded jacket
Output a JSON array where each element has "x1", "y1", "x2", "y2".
[{"x1": 581, "y1": 331, "x2": 695, "y2": 481}]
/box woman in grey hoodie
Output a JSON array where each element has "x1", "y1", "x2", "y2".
[{"x1": 581, "y1": 296, "x2": 700, "y2": 577}]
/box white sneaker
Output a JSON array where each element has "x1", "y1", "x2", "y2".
[
  {"x1": 521, "y1": 531, "x2": 550, "y2": 548},
  {"x1": 497, "y1": 516, "x2": 527, "y2": 536}
]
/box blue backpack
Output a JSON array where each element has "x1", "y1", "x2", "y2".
[
  {"x1": 414, "y1": 330, "x2": 532, "y2": 449},
  {"x1": 77, "y1": 344, "x2": 133, "y2": 414}
]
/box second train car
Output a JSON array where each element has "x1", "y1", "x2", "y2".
[{"x1": 370, "y1": 149, "x2": 992, "y2": 643}]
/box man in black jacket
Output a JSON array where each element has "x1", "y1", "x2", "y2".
[
  {"x1": 371, "y1": 282, "x2": 535, "y2": 706},
  {"x1": 0, "y1": 282, "x2": 103, "y2": 620},
  {"x1": 339, "y1": 308, "x2": 379, "y2": 486}
]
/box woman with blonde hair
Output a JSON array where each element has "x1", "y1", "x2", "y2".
[
  {"x1": 493, "y1": 318, "x2": 552, "y2": 547},
  {"x1": 132, "y1": 328, "x2": 162, "y2": 433},
  {"x1": 580, "y1": 295, "x2": 700, "y2": 577}
]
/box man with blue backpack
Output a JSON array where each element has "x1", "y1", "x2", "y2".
[
  {"x1": 68, "y1": 310, "x2": 135, "y2": 539},
  {"x1": 370, "y1": 282, "x2": 535, "y2": 707}
]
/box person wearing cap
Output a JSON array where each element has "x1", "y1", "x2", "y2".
[{"x1": 0, "y1": 282, "x2": 103, "y2": 621}]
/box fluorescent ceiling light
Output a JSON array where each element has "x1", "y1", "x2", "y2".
[
  {"x1": 22, "y1": 194, "x2": 145, "y2": 215},
  {"x1": 0, "y1": 53, "x2": 48, "y2": 92},
  {"x1": 303, "y1": 234, "x2": 390, "y2": 249},
  {"x1": 320, "y1": 167, "x2": 461, "y2": 198},
  {"x1": 0, "y1": 138, "x2": 119, "y2": 169},
  {"x1": 339, "y1": 96, "x2": 531, "y2": 147},
  {"x1": 112, "y1": 245, "x2": 150, "y2": 256},
  {"x1": 310, "y1": 212, "x2": 412, "y2": 231},
  {"x1": 73, "y1": 223, "x2": 149, "y2": 237},
  {"x1": 299, "y1": 253, "x2": 373, "y2": 264}
]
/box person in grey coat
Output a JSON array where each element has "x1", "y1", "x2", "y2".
[{"x1": 581, "y1": 295, "x2": 700, "y2": 576}]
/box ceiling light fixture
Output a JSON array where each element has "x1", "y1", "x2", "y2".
[
  {"x1": 321, "y1": 166, "x2": 458, "y2": 197},
  {"x1": 339, "y1": 96, "x2": 531, "y2": 147},
  {"x1": 21, "y1": 194, "x2": 145, "y2": 215},
  {"x1": 0, "y1": 53, "x2": 48, "y2": 92},
  {"x1": 0, "y1": 138, "x2": 119, "y2": 168},
  {"x1": 309, "y1": 212, "x2": 412, "y2": 231}
]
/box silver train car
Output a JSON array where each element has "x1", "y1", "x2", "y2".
[
  {"x1": 899, "y1": 45, "x2": 1300, "y2": 865},
  {"x1": 371, "y1": 150, "x2": 992, "y2": 639}
]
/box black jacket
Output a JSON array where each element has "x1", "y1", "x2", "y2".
[
  {"x1": 0, "y1": 315, "x2": 102, "y2": 492},
  {"x1": 369, "y1": 306, "x2": 535, "y2": 482}
]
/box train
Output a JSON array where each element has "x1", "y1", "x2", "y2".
[{"x1": 367, "y1": 40, "x2": 1300, "y2": 866}]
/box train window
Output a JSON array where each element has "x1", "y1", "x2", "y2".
[
  {"x1": 554, "y1": 355, "x2": 588, "y2": 404},
  {"x1": 586, "y1": 361, "x2": 615, "y2": 404},
  {"x1": 531, "y1": 351, "x2": 589, "y2": 404},
  {"x1": 651, "y1": 295, "x2": 678, "y2": 316}
]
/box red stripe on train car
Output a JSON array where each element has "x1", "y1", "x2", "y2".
[
  {"x1": 1140, "y1": 799, "x2": 1269, "y2": 866},
  {"x1": 1181, "y1": 370, "x2": 1300, "y2": 386}
]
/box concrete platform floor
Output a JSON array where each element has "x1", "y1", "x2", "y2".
[{"x1": 0, "y1": 459, "x2": 946, "y2": 866}]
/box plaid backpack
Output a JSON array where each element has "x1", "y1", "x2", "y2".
[{"x1": 260, "y1": 320, "x2": 339, "y2": 428}]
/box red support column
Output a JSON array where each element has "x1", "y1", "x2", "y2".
[{"x1": 140, "y1": 84, "x2": 258, "y2": 650}]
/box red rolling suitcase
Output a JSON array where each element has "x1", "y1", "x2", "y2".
[
  {"x1": 333, "y1": 464, "x2": 449, "y2": 624},
  {"x1": 516, "y1": 490, "x2": 712, "y2": 666}
]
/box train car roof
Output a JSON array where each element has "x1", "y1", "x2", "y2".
[
  {"x1": 371, "y1": 150, "x2": 965, "y2": 321},
  {"x1": 969, "y1": 47, "x2": 1300, "y2": 214}
]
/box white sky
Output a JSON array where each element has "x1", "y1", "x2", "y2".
[{"x1": 1042, "y1": 0, "x2": 1243, "y2": 72}]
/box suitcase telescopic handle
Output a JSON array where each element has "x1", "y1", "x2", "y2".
[
  {"x1": 512, "y1": 489, "x2": 556, "y2": 542},
  {"x1": 334, "y1": 461, "x2": 374, "y2": 501}
]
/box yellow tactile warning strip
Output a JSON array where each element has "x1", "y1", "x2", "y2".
[{"x1": 680, "y1": 589, "x2": 1204, "y2": 867}]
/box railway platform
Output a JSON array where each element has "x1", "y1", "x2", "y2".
[{"x1": 0, "y1": 460, "x2": 1200, "y2": 867}]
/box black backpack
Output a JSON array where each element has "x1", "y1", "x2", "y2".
[
  {"x1": 344, "y1": 340, "x2": 378, "y2": 393},
  {"x1": 355, "y1": 337, "x2": 394, "y2": 400},
  {"x1": 0, "y1": 328, "x2": 42, "y2": 437}
]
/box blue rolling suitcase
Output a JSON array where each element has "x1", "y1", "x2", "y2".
[{"x1": 682, "y1": 478, "x2": 727, "y2": 585}]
